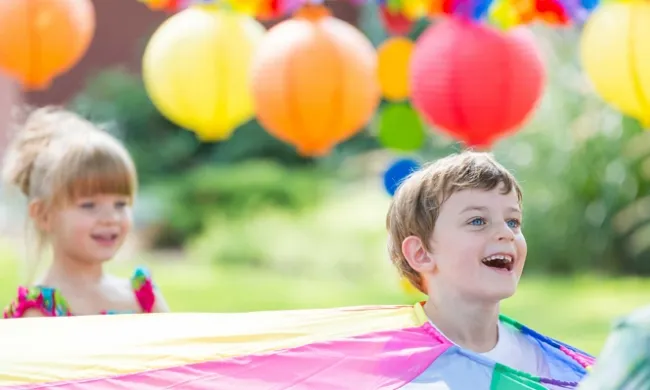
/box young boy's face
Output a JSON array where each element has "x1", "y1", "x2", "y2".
[{"x1": 428, "y1": 183, "x2": 526, "y2": 302}]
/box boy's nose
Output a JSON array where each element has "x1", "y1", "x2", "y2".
[{"x1": 496, "y1": 223, "x2": 515, "y2": 241}]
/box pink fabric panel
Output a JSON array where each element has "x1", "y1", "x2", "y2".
[{"x1": 8, "y1": 324, "x2": 450, "y2": 390}]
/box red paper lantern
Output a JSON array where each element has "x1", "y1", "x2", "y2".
[
  {"x1": 378, "y1": 5, "x2": 413, "y2": 36},
  {"x1": 409, "y1": 17, "x2": 546, "y2": 148}
]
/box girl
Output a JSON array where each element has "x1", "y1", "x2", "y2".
[{"x1": 1, "y1": 106, "x2": 169, "y2": 318}]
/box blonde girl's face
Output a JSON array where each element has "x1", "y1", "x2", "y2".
[{"x1": 45, "y1": 194, "x2": 133, "y2": 264}]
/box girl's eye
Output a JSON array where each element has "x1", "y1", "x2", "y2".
[
  {"x1": 80, "y1": 202, "x2": 95, "y2": 209},
  {"x1": 469, "y1": 217, "x2": 486, "y2": 226},
  {"x1": 115, "y1": 201, "x2": 128, "y2": 209},
  {"x1": 507, "y1": 219, "x2": 521, "y2": 228}
]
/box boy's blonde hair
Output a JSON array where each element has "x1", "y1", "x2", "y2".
[
  {"x1": 1, "y1": 106, "x2": 137, "y2": 281},
  {"x1": 386, "y1": 151, "x2": 523, "y2": 294}
]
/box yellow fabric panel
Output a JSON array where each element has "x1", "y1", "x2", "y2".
[{"x1": 0, "y1": 305, "x2": 423, "y2": 386}]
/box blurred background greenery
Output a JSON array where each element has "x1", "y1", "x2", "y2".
[{"x1": 1, "y1": 9, "x2": 649, "y2": 358}]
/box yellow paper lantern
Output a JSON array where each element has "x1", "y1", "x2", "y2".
[
  {"x1": 402, "y1": 0, "x2": 429, "y2": 20},
  {"x1": 580, "y1": 1, "x2": 650, "y2": 126},
  {"x1": 142, "y1": 6, "x2": 265, "y2": 141},
  {"x1": 488, "y1": 0, "x2": 522, "y2": 29},
  {"x1": 227, "y1": 0, "x2": 262, "y2": 16},
  {"x1": 377, "y1": 37, "x2": 414, "y2": 101}
]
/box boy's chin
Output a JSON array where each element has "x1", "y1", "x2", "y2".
[
  {"x1": 473, "y1": 283, "x2": 518, "y2": 302},
  {"x1": 486, "y1": 286, "x2": 518, "y2": 302}
]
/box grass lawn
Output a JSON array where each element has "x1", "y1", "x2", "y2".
[{"x1": 0, "y1": 239, "x2": 647, "y2": 356}]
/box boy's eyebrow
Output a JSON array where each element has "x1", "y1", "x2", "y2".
[
  {"x1": 460, "y1": 206, "x2": 489, "y2": 214},
  {"x1": 460, "y1": 206, "x2": 522, "y2": 213}
]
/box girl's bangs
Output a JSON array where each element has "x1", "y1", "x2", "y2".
[{"x1": 52, "y1": 146, "x2": 137, "y2": 205}]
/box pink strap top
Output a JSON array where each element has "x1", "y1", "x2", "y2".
[{"x1": 2, "y1": 267, "x2": 156, "y2": 318}]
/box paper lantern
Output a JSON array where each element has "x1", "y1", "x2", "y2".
[
  {"x1": 379, "y1": 5, "x2": 414, "y2": 35},
  {"x1": 251, "y1": 5, "x2": 380, "y2": 156},
  {"x1": 400, "y1": 276, "x2": 422, "y2": 296},
  {"x1": 143, "y1": 6, "x2": 265, "y2": 141},
  {"x1": 383, "y1": 158, "x2": 420, "y2": 196},
  {"x1": 258, "y1": 0, "x2": 302, "y2": 20},
  {"x1": 409, "y1": 17, "x2": 545, "y2": 148},
  {"x1": 377, "y1": 37, "x2": 414, "y2": 101},
  {"x1": 0, "y1": 0, "x2": 95, "y2": 90},
  {"x1": 139, "y1": 0, "x2": 189, "y2": 13},
  {"x1": 581, "y1": 2, "x2": 650, "y2": 126},
  {"x1": 401, "y1": 0, "x2": 430, "y2": 19},
  {"x1": 377, "y1": 103, "x2": 425, "y2": 151},
  {"x1": 229, "y1": 0, "x2": 269, "y2": 18}
]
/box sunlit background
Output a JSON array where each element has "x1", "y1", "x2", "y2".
[{"x1": 0, "y1": 0, "x2": 647, "y2": 358}]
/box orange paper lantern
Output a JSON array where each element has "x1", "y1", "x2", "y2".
[
  {"x1": 0, "y1": 0, "x2": 95, "y2": 90},
  {"x1": 251, "y1": 5, "x2": 380, "y2": 156}
]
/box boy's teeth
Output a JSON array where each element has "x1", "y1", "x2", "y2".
[
  {"x1": 481, "y1": 254, "x2": 514, "y2": 270},
  {"x1": 483, "y1": 255, "x2": 512, "y2": 262}
]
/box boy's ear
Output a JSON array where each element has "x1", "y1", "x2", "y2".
[
  {"x1": 402, "y1": 235, "x2": 436, "y2": 273},
  {"x1": 28, "y1": 199, "x2": 51, "y2": 233}
]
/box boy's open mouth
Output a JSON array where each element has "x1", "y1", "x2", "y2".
[{"x1": 481, "y1": 254, "x2": 514, "y2": 271}]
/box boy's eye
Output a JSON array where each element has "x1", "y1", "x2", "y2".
[
  {"x1": 469, "y1": 217, "x2": 486, "y2": 226},
  {"x1": 115, "y1": 201, "x2": 128, "y2": 209},
  {"x1": 79, "y1": 202, "x2": 95, "y2": 209},
  {"x1": 507, "y1": 219, "x2": 521, "y2": 228}
]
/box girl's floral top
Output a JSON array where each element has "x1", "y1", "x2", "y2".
[{"x1": 2, "y1": 267, "x2": 156, "y2": 318}]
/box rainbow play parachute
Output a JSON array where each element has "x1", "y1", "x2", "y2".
[{"x1": 0, "y1": 303, "x2": 593, "y2": 389}]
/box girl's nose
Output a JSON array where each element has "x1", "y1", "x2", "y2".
[{"x1": 98, "y1": 206, "x2": 119, "y2": 223}]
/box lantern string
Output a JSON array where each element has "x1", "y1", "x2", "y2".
[{"x1": 137, "y1": 0, "x2": 599, "y2": 28}]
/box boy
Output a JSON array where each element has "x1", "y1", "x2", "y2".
[{"x1": 387, "y1": 151, "x2": 591, "y2": 387}]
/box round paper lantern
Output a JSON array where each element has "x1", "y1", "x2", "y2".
[
  {"x1": 400, "y1": 276, "x2": 422, "y2": 296},
  {"x1": 0, "y1": 0, "x2": 95, "y2": 90},
  {"x1": 251, "y1": 5, "x2": 380, "y2": 156},
  {"x1": 258, "y1": 0, "x2": 302, "y2": 20},
  {"x1": 409, "y1": 17, "x2": 545, "y2": 148},
  {"x1": 383, "y1": 158, "x2": 420, "y2": 196},
  {"x1": 401, "y1": 0, "x2": 429, "y2": 19},
  {"x1": 139, "y1": 0, "x2": 189, "y2": 13},
  {"x1": 379, "y1": 5, "x2": 414, "y2": 35},
  {"x1": 226, "y1": 0, "x2": 262, "y2": 15},
  {"x1": 143, "y1": 6, "x2": 265, "y2": 141},
  {"x1": 580, "y1": 2, "x2": 650, "y2": 126},
  {"x1": 377, "y1": 37, "x2": 414, "y2": 101},
  {"x1": 377, "y1": 103, "x2": 425, "y2": 151}
]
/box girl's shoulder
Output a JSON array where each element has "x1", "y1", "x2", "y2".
[{"x1": 2, "y1": 285, "x2": 72, "y2": 318}]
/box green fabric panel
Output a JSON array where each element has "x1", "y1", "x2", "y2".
[{"x1": 490, "y1": 363, "x2": 547, "y2": 390}]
